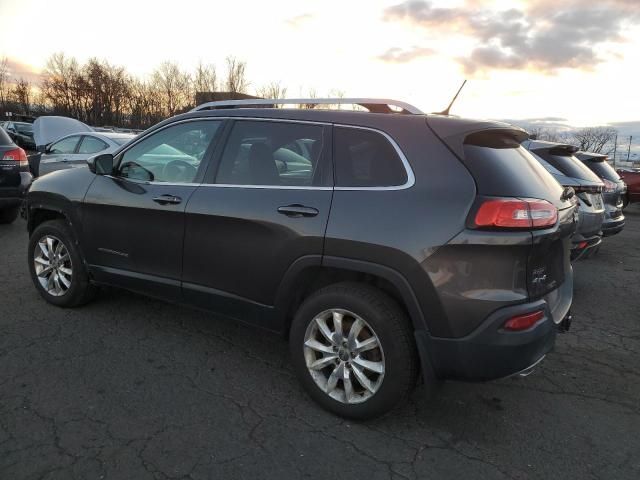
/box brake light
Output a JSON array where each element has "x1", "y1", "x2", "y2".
[
  {"x1": 602, "y1": 179, "x2": 617, "y2": 193},
  {"x1": 503, "y1": 310, "x2": 545, "y2": 331},
  {"x1": 2, "y1": 147, "x2": 28, "y2": 167},
  {"x1": 472, "y1": 198, "x2": 558, "y2": 230}
]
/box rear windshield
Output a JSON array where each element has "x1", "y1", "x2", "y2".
[
  {"x1": 16, "y1": 123, "x2": 33, "y2": 133},
  {"x1": 583, "y1": 159, "x2": 620, "y2": 182},
  {"x1": 462, "y1": 136, "x2": 566, "y2": 207},
  {"x1": 536, "y1": 151, "x2": 602, "y2": 183},
  {"x1": 0, "y1": 128, "x2": 12, "y2": 146}
]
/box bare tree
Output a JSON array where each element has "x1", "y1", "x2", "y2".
[
  {"x1": 224, "y1": 56, "x2": 249, "y2": 93},
  {"x1": 41, "y1": 52, "x2": 82, "y2": 118},
  {"x1": 194, "y1": 61, "x2": 217, "y2": 93},
  {"x1": 527, "y1": 127, "x2": 569, "y2": 143},
  {"x1": 300, "y1": 88, "x2": 317, "y2": 109},
  {"x1": 570, "y1": 126, "x2": 618, "y2": 154},
  {"x1": 256, "y1": 81, "x2": 287, "y2": 100},
  {"x1": 328, "y1": 88, "x2": 345, "y2": 110},
  {"x1": 0, "y1": 57, "x2": 9, "y2": 109},
  {"x1": 10, "y1": 78, "x2": 32, "y2": 114},
  {"x1": 151, "y1": 61, "x2": 193, "y2": 116}
]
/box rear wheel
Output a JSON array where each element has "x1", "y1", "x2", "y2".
[
  {"x1": 290, "y1": 282, "x2": 418, "y2": 419},
  {"x1": 0, "y1": 207, "x2": 20, "y2": 224},
  {"x1": 28, "y1": 220, "x2": 96, "y2": 307}
]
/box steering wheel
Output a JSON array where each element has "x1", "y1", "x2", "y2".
[{"x1": 162, "y1": 160, "x2": 197, "y2": 182}]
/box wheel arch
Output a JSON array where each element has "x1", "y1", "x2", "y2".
[{"x1": 275, "y1": 255, "x2": 430, "y2": 335}]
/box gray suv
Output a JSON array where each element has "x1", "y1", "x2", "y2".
[{"x1": 25, "y1": 98, "x2": 576, "y2": 419}]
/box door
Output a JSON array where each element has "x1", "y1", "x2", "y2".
[
  {"x1": 75, "y1": 135, "x2": 111, "y2": 167},
  {"x1": 182, "y1": 119, "x2": 333, "y2": 330},
  {"x1": 39, "y1": 134, "x2": 84, "y2": 176},
  {"x1": 81, "y1": 119, "x2": 225, "y2": 301}
]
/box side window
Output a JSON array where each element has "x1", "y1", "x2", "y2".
[
  {"x1": 78, "y1": 136, "x2": 109, "y2": 154},
  {"x1": 49, "y1": 135, "x2": 81, "y2": 154},
  {"x1": 118, "y1": 120, "x2": 222, "y2": 183},
  {"x1": 215, "y1": 121, "x2": 327, "y2": 186},
  {"x1": 334, "y1": 127, "x2": 407, "y2": 187}
]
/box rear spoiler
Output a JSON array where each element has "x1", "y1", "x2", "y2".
[
  {"x1": 576, "y1": 151, "x2": 608, "y2": 162},
  {"x1": 426, "y1": 115, "x2": 529, "y2": 159}
]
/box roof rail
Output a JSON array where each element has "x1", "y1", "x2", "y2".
[{"x1": 190, "y1": 98, "x2": 424, "y2": 115}]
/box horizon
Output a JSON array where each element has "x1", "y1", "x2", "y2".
[{"x1": 1, "y1": 0, "x2": 640, "y2": 136}]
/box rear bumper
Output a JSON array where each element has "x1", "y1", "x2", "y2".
[
  {"x1": 419, "y1": 271, "x2": 572, "y2": 381},
  {"x1": 0, "y1": 172, "x2": 32, "y2": 207},
  {"x1": 602, "y1": 216, "x2": 625, "y2": 236}
]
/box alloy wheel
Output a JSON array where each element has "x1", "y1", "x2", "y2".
[
  {"x1": 303, "y1": 309, "x2": 385, "y2": 404},
  {"x1": 33, "y1": 235, "x2": 73, "y2": 297}
]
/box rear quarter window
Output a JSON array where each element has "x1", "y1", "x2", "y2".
[{"x1": 334, "y1": 127, "x2": 407, "y2": 187}]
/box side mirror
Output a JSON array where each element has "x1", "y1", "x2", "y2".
[{"x1": 88, "y1": 153, "x2": 114, "y2": 175}]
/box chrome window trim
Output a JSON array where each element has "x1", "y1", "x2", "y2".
[{"x1": 112, "y1": 116, "x2": 414, "y2": 191}]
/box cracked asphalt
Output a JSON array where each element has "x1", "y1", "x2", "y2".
[{"x1": 1, "y1": 206, "x2": 640, "y2": 480}]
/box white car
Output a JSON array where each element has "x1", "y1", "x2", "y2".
[{"x1": 32, "y1": 116, "x2": 136, "y2": 177}]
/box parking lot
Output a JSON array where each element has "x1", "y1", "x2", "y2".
[{"x1": 0, "y1": 207, "x2": 638, "y2": 479}]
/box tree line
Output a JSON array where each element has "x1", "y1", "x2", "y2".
[
  {"x1": 527, "y1": 126, "x2": 620, "y2": 155},
  {"x1": 0, "y1": 53, "x2": 287, "y2": 129}
]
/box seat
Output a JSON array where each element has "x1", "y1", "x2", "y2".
[{"x1": 248, "y1": 143, "x2": 280, "y2": 185}]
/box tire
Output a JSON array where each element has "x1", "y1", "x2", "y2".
[
  {"x1": 622, "y1": 194, "x2": 629, "y2": 210},
  {"x1": 0, "y1": 207, "x2": 20, "y2": 224},
  {"x1": 290, "y1": 282, "x2": 419, "y2": 420},
  {"x1": 28, "y1": 219, "x2": 96, "y2": 307}
]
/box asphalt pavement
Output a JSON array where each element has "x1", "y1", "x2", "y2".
[{"x1": 1, "y1": 206, "x2": 640, "y2": 479}]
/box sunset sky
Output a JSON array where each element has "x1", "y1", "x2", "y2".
[{"x1": 1, "y1": 0, "x2": 639, "y2": 132}]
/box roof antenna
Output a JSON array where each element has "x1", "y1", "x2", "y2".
[{"x1": 436, "y1": 80, "x2": 467, "y2": 116}]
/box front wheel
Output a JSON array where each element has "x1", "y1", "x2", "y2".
[
  {"x1": 28, "y1": 219, "x2": 96, "y2": 307},
  {"x1": 290, "y1": 282, "x2": 419, "y2": 419}
]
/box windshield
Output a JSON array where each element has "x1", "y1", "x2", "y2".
[{"x1": 16, "y1": 123, "x2": 33, "y2": 133}]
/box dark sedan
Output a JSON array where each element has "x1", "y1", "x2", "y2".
[
  {"x1": 0, "y1": 127, "x2": 32, "y2": 224},
  {"x1": 1, "y1": 121, "x2": 36, "y2": 150}
]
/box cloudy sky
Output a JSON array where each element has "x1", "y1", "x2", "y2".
[{"x1": 1, "y1": 0, "x2": 639, "y2": 128}]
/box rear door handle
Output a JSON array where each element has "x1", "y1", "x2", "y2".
[
  {"x1": 277, "y1": 204, "x2": 319, "y2": 218},
  {"x1": 152, "y1": 194, "x2": 182, "y2": 205}
]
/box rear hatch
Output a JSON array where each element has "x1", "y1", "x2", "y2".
[
  {"x1": 577, "y1": 152, "x2": 625, "y2": 214},
  {"x1": 427, "y1": 117, "x2": 576, "y2": 306},
  {"x1": 526, "y1": 142, "x2": 605, "y2": 234}
]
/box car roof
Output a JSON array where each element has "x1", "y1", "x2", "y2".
[
  {"x1": 161, "y1": 108, "x2": 524, "y2": 143},
  {"x1": 96, "y1": 132, "x2": 136, "y2": 141}
]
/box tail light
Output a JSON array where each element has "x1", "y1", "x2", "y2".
[
  {"x1": 503, "y1": 310, "x2": 545, "y2": 331},
  {"x1": 602, "y1": 179, "x2": 617, "y2": 193},
  {"x1": 2, "y1": 147, "x2": 28, "y2": 168},
  {"x1": 472, "y1": 198, "x2": 558, "y2": 230}
]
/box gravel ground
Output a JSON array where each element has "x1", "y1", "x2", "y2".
[{"x1": 1, "y1": 206, "x2": 639, "y2": 479}]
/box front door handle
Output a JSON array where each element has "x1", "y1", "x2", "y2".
[
  {"x1": 277, "y1": 204, "x2": 319, "y2": 218},
  {"x1": 152, "y1": 194, "x2": 182, "y2": 205}
]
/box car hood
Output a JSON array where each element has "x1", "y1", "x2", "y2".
[{"x1": 33, "y1": 116, "x2": 93, "y2": 150}]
